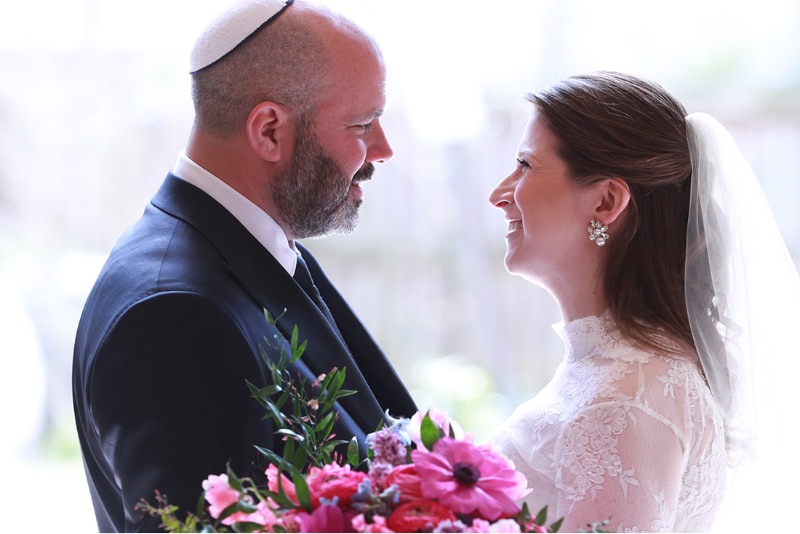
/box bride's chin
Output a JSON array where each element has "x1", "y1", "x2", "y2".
[{"x1": 503, "y1": 255, "x2": 526, "y2": 277}]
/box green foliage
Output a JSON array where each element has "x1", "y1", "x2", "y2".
[
  {"x1": 134, "y1": 490, "x2": 204, "y2": 533},
  {"x1": 249, "y1": 309, "x2": 357, "y2": 475},
  {"x1": 420, "y1": 411, "x2": 444, "y2": 451},
  {"x1": 137, "y1": 309, "x2": 358, "y2": 531},
  {"x1": 134, "y1": 310, "x2": 581, "y2": 533},
  {"x1": 517, "y1": 502, "x2": 564, "y2": 533}
]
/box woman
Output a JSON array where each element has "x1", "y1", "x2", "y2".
[{"x1": 488, "y1": 72, "x2": 800, "y2": 532}]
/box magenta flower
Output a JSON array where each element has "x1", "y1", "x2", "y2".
[
  {"x1": 411, "y1": 438, "x2": 530, "y2": 521},
  {"x1": 294, "y1": 504, "x2": 354, "y2": 533}
]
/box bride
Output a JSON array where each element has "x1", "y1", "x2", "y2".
[{"x1": 488, "y1": 71, "x2": 800, "y2": 532}]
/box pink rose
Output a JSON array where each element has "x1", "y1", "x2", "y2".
[
  {"x1": 305, "y1": 462, "x2": 368, "y2": 508},
  {"x1": 387, "y1": 499, "x2": 456, "y2": 533},
  {"x1": 384, "y1": 464, "x2": 423, "y2": 503}
]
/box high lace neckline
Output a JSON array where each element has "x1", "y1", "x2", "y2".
[
  {"x1": 552, "y1": 310, "x2": 621, "y2": 362},
  {"x1": 493, "y1": 311, "x2": 726, "y2": 533}
]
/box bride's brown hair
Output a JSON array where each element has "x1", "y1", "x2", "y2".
[{"x1": 528, "y1": 71, "x2": 695, "y2": 355}]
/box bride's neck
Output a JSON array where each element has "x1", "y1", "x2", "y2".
[{"x1": 551, "y1": 279, "x2": 608, "y2": 324}]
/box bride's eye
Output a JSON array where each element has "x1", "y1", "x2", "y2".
[{"x1": 516, "y1": 157, "x2": 530, "y2": 169}]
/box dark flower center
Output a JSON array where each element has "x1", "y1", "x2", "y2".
[{"x1": 452, "y1": 462, "x2": 481, "y2": 485}]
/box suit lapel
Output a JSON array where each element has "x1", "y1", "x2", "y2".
[
  {"x1": 149, "y1": 174, "x2": 406, "y2": 431},
  {"x1": 299, "y1": 244, "x2": 418, "y2": 419}
]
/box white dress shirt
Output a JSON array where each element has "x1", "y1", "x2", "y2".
[{"x1": 171, "y1": 151, "x2": 299, "y2": 275}]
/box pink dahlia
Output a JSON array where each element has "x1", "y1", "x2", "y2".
[
  {"x1": 305, "y1": 462, "x2": 368, "y2": 508},
  {"x1": 384, "y1": 464, "x2": 424, "y2": 503},
  {"x1": 411, "y1": 438, "x2": 530, "y2": 521}
]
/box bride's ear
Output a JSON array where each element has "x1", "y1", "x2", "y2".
[{"x1": 591, "y1": 177, "x2": 631, "y2": 225}]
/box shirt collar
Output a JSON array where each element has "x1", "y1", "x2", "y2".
[{"x1": 172, "y1": 151, "x2": 298, "y2": 275}]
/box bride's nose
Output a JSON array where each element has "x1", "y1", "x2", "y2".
[{"x1": 489, "y1": 175, "x2": 514, "y2": 208}]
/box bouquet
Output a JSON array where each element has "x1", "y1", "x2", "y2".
[{"x1": 138, "y1": 313, "x2": 590, "y2": 533}]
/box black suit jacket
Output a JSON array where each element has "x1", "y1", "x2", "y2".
[{"x1": 72, "y1": 174, "x2": 417, "y2": 532}]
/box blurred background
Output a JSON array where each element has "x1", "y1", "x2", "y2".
[{"x1": 1, "y1": 0, "x2": 798, "y2": 530}]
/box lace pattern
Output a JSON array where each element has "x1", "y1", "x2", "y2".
[{"x1": 492, "y1": 311, "x2": 726, "y2": 532}]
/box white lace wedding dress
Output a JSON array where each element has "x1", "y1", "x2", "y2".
[{"x1": 491, "y1": 312, "x2": 727, "y2": 532}]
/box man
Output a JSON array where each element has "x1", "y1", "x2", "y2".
[{"x1": 72, "y1": 1, "x2": 417, "y2": 530}]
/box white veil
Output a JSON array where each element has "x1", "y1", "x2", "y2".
[{"x1": 685, "y1": 113, "x2": 800, "y2": 530}]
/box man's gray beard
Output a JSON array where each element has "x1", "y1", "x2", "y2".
[{"x1": 270, "y1": 122, "x2": 372, "y2": 240}]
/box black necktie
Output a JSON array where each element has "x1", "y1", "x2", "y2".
[{"x1": 293, "y1": 254, "x2": 344, "y2": 341}]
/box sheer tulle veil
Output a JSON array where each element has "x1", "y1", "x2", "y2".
[{"x1": 685, "y1": 113, "x2": 800, "y2": 530}]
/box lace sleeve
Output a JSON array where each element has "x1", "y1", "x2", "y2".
[{"x1": 553, "y1": 401, "x2": 685, "y2": 532}]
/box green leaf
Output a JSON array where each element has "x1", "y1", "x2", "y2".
[
  {"x1": 270, "y1": 363, "x2": 281, "y2": 387},
  {"x1": 233, "y1": 521, "x2": 269, "y2": 533},
  {"x1": 273, "y1": 390, "x2": 290, "y2": 411},
  {"x1": 236, "y1": 499, "x2": 257, "y2": 514},
  {"x1": 347, "y1": 436, "x2": 360, "y2": 467},
  {"x1": 256, "y1": 447, "x2": 294, "y2": 476},
  {"x1": 276, "y1": 428, "x2": 306, "y2": 441},
  {"x1": 321, "y1": 439, "x2": 348, "y2": 454},
  {"x1": 549, "y1": 517, "x2": 564, "y2": 532},
  {"x1": 291, "y1": 442, "x2": 308, "y2": 471},
  {"x1": 534, "y1": 505, "x2": 549, "y2": 527},
  {"x1": 519, "y1": 502, "x2": 531, "y2": 521},
  {"x1": 292, "y1": 471, "x2": 312, "y2": 511},
  {"x1": 261, "y1": 476, "x2": 297, "y2": 509},
  {"x1": 253, "y1": 384, "x2": 283, "y2": 397},
  {"x1": 264, "y1": 398, "x2": 285, "y2": 426},
  {"x1": 225, "y1": 465, "x2": 244, "y2": 492},
  {"x1": 292, "y1": 339, "x2": 307, "y2": 362},
  {"x1": 420, "y1": 411, "x2": 441, "y2": 451},
  {"x1": 217, "y1": 501, "x2": 241, "y2": 522},
  {"x1": 315, "y1": 412, "x2": 335, "y2": 438},
  {"x1": 329, "y1": 368, "x2": 346, "y2": 392}
]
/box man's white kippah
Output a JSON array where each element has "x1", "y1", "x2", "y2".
[{"x1": 189, "y1": 0, "x2": 293, "y2": 73}]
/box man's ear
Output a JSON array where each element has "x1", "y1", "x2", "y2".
[
  {"x1": 245, "y1": 102, "x2": 291, "y2": 162},
  {"x1": 592, "y1": 177, "x2": 631, "y2": 225}
]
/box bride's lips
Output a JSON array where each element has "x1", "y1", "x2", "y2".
[{"x1": 506, "y1": 219, "x2": 522, "y2": 234}]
